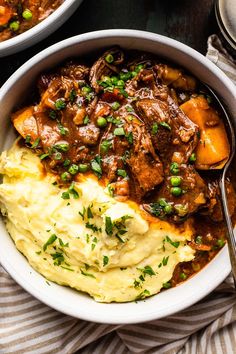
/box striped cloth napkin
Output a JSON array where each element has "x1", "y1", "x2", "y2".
[{"x1": 1, "y1": 34, "x2": 236, "y2": 354}]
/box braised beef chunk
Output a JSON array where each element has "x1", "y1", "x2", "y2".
[
  {"x1": 12, "y1": 47, "x2": 234, "y2": 228},
  {"x1": 144, "y1": 164, "x2": 207, "y2": 222},
  {"x1": 125, "y1": 121, "x2": 163, "y2": 198},
  {"x1": 136, "y1": 96, "x2": 199, "y2": 163}
]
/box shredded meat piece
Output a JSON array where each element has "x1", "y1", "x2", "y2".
[
  {"x1": 125, "y1": 121, "x2": 163, "y2": 198},
  {"x1": 136, "y1": 97, "x2": 199, "y2": 163},
  {"x1": 90, "y1": 48, "x2": 124, "y2": 92}
]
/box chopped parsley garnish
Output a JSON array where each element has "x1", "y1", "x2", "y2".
[
  {"x1": 126, "y1": 105, "x2": 134, "y2": 112},
  {"x1": 69, "y1": 89, "x2": 77, "y2": 102},
  {"x1": 40, "y1": 153, "x2": 49, "y2": 160},
  {"x1": 54, "y1": 143, "x2": 69, "y2": 152},
  {"x1": 111, "y1": 101, "x2": 120, "y2": 111},
  {"x1": 87, "y1": 205, "x2": 93, "y2": 219},
  {"x1": 55, "y1": 99, "x2": 66, "y2": 110},
  {"x1": 79, "y1": 207, "x2": 86, "y2": 220},
  {"x1": 61, "y1": 182, "x2": 79, "y2": 200},
  {"x1": 80, "y1": 269, "x2": 96, "y2": 278},
  {"x1": 25, "y1": 135, "x2": 31, "y2": 144},
  {"x1": 160, "y1": 122, "x2": 171, "y2": 130},
  {"x1": 141, "y1": 265, "x2": 156, "y2": 276},
  {"x1": 43, "y1": 234, "x2": 57, "y2": 251},
  {"x1": 35, "y1": 251, "x2": 41, "y2": 255},
  {"x1": 134, "y1": 280, "x2": 141, "y2": 288},
  {"x1": 117, "y1": 169, "x2": 127, "y2": 178},
  {"x1": 61, "y1": 266, "x2": 74, "y2": 271},
  {"x1": 105, "y1": 216, "x2": 113, "y2": 235},
  {"x1": 162, "y1": 281, "x2": 171, "y2": 289},
  {"x1": 68, "y1": 182, "x2": 79, "y2": 199},
  {"x1": 85, "y1": 222, "x2": 101, "y2": 233},
  {"x1": 135, "y1": 289, "x2": 150, "y2": 301},
  {"x1": 83, "y1": 115, "x2": 90, "y2": 125},
  {"x1": 162, "y1": 256, "x2": 169, "y2": 266},
  {"x1": 152, "y1": 122, "x2": 158, "y2": 134},
  {"x1": 114, "y1": 127, "x2": 125, "y2": 136},
  {"x1": 166, "y1": 235, "x2": 180, "y2": 248},
  {"x1": 195, "y1": 235, "x2": 202, "y2": 244},
  {"x1": 126, "y1": 131, "x2": 133, "y2": 144},
  {"x1": 58, "y1": 238, "x2": 69, "y2": 248},
  {"x1": 61, "y1": 191, "x2": 70, "y2": 200},
  {"x1": 107, "y1": 184, "x2": 114, "y2": 197},
  {"x1": 116, "y1": 234, "x2": 125, "y2": 243},
  {"x1": 57, "y1": 122, "x2": 68, "y2": 136},
  {"x1": 100, "y1": 140, "x2": 112, "y2": 154},
  {"x1": 31, "y1": 137, "x2": 40, "y2": 149},
  {"x1": 103, "y1": 255, "x2": 109, "y2": 267},
  {"x1": 107, "y1": 116, "x2": 122, "y2": 125},
  {"x1": 49, "y1": 110, "x2": 57, "y2": 119},
  {"x1": 91, "y1": 156, "x2": 102, "y2": 178},
  {"x1": 51, "y1": 252, "x2": 64, "y2": 266}
]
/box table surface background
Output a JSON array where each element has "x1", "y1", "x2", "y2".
[{"x1": 0, "y1": 0, "x2": 219, "y2": 87}]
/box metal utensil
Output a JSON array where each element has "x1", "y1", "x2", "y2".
[{"x1": 205, "y1": 84, "x2": 236, "y2": 286}]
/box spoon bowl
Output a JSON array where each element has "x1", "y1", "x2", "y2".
[{"x1": 204, "y1": 84, "x2": 236, "y2": 286}]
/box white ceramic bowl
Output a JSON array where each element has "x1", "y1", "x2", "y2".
[
  {"x1": 0, "y1": 30, "x2": 235, "y2": 324},
  {"x1": 0, "y1": 0, "x2": 83, "y2": 57}
]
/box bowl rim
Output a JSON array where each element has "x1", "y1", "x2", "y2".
[
  {"x1": 0, "y1": 29, "x2": 234, "y2": 324},
  {"x1": 0, "y1": 0, "x2": 80, "y2": 53}
]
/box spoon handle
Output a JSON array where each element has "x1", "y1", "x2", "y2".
[{"x1": 220, "y1": 175, "x2": 236, "y2": 287}]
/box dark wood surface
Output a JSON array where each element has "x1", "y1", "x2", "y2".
[{"x1": 0, "y1": 0, "x2": 218, "y2": 87}]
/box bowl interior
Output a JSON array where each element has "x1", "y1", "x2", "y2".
[{"x1": 0, "y1": 30, "x2": 234, "y2": 324}]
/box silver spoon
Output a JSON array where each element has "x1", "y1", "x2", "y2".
[{"x1": 205, "y1": 84, "x2": 236, "y2": 287}]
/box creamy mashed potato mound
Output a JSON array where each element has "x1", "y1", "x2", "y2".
[{"x1": 0, "y1": 143, "x2": 195, "y2": 302}]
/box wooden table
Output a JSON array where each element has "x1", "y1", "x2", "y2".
[{"x1": 0, "y1": 0, "x2": 218, "y2": 87}]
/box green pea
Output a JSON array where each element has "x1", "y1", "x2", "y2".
[
  {"x1": 170, "y1": 162, "x2": 180, "y2": 175},
  {"x1": 97, "y1": 117, "x2": 107, "y2": 128},
  {"x1": 105, "y1": 54, "x2": 114, "y2": 63},
  {"x1": 22, "y1": 9, "x2": 33, "y2": 20},
  {"x1": 68, "y1": 164, "x2": 79, "y2": 175},
  {"x1": 217, "y1": 239, "x2": 225, "y2": 248},
  {"x1": 180, "y1": 272, "x2": 187, "y2": 280},
  {"x1": 78, "y1": 164, "x2": 89, "y2": 173},
  {"x1": 61, "y1": 172, "x2": 71, "y2": 181},
  {"x1": 171, "y1": 187, "x2": 182, "y2": 197},
  {"x1": 170, "y1": 176, "x2": 182, "y2": 187},
  {"x1": 9, "y1": 21, "x2": 20, "y2": 31},
  {"x1": 135, "y1": 64, "x2": 144, "y2": 72},
  {"x1": 164, "y1": 204, "x2": 173, "y2": 214}
]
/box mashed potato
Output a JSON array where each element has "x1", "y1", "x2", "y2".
[{"x1": 0, "y1": 143, "x2": 195, "y2": 302}]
